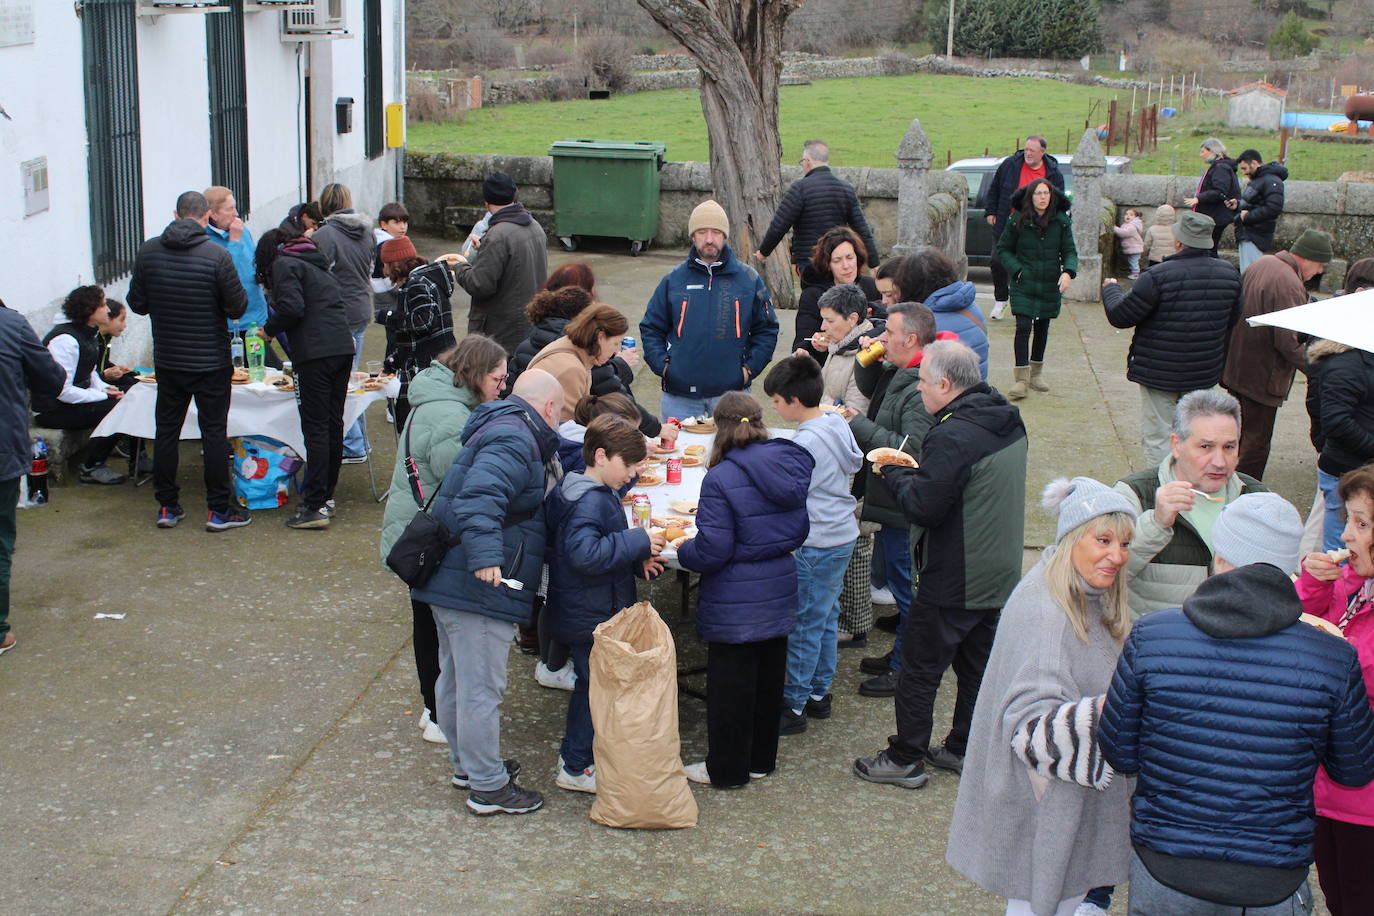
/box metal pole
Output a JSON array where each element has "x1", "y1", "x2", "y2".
[{"x1": 946, "y1": 0, "x2": 955, "y2": 58}]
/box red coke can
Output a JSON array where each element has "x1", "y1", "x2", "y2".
[
  {"x1": 661, "y1": 417, "x2": 679, "y2": 450},
  {"x1": 666, "y1": 457, "x2": 682, "y2": 484}
]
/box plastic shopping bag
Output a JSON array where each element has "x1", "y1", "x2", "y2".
[
  {"x1": 231, "y1": 436, "x2": 303, "y2": 510},
  {"x1": 588, "y1": 601, "x2": 698, "y2": 829}
]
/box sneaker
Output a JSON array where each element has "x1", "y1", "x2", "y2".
[
  {"x1": 340, "y1": 451, "x2": 369, "y2": 465},
  {"x1": 860, "y1": 651, "x2": 893, "y2": 675},
  {"x1": 156, "y1": 505, "x2": 186, "y2": 529},
  {"x1": 1074, "y1": 903, "x2": 1109, "y2": 916},
  {"x1": 779, "y1": 707, "x2": 808, "y2": 735},
  {"x1": 556, "y1": 765, "x2": 597, "y2": 794},
  {"x1": 870, "y1": 586, "x2": 896, "y2": 605},
  {"x1": 205, "y1": 508, "x2": 252, "y2": 532},
  {"x1": 80, "y1": 464, "x2": 126, "y2": 485},
  {"x1": 319, "y1": 499, "x2": 336, "y2": 519},
  {"x1": 805, "y1": 694, "x2": 833, "y2": 719},
  {"x1": 451, "y1": 758, "x2": 521, "y2": 789},
  {"x1": 285, "y1": 505, "x2": 330, "y2": 530},
  {"x1": 1127, "y1": 272, "x2": 1140, "y2": 280},
  {"x1": 0, "y1": 632, "x2": 16, "y2": 656},
  {"x1": 535, "y1": 660, "x2": 576, "y2": 691},
  {"x1": 927, "y1": 744, "x2": 965, "y2": 774},
  {"x1": 990, "y1": 300, "x2": 1008, "y2": 320},
  {"x1": 837, "y1": 630, "x2": 868, "y2": 649},
  {"x1": 418, "y1": 709, "x2": 446, "y2": 745},
  {"x1": 466, "y1": 780, "x2": 543, "y2": 816},
  {"x1": 682, "y1": 761, "x2": 712, "y2": 784},
  {"x1": 875, "y1": 613, "x2": 901, "y2": 633},
  {"x1": 853, "y1": 749, "x2": 929, "y2": 788},
  {"x1": 859, "y1": 671, "x2": 899, "y2": 698}
]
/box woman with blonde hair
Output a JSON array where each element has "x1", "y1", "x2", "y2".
[{"x1": 946, "y1": 477, "x2": 1136, "y2": 916}]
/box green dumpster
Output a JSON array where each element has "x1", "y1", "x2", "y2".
[{"x1": 548, "y1": 139, "x2": 666, "y2": 256}]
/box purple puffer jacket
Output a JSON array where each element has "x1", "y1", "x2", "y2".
[{"x1": 677, "y1": 438, "x2": 813, "y2": 643}]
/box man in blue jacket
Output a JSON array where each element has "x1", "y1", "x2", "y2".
[
  {"x1": 1098, "y1": 493, "x2": 1374, "y2": 915},
  {"x1": 411, "y1": 369, "x2": 564, "y2": 817},
  {"x1": 640, "y1": 199, "x2": 779, "y2": 419}
]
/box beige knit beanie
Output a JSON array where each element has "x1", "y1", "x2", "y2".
[{"x1": 688, "y1": 199, "x2": 729, "y2": 238}]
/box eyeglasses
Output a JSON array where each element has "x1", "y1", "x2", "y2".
[{"x1": 488, "y1": 373, "x2": 508, "y2": 384}]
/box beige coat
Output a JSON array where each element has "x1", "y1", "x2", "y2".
[
  {"x1": 527, "y1": 335, "x2": 595, "y2": 422},
  {"x1": 1144, "y1": 205, "x2": 1177, "y2": 264},
  {"x1": 819, "y1": 320, "x2": 873, "y2": 413}
]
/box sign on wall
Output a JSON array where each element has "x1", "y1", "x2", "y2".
[{"x1": 0, "y1": 0, "x2": 35, "y2": 49}]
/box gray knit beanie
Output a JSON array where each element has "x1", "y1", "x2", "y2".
[
  {"x1": 1042, "y1": 477, "x2": 1136, "y2": 544},
  {"x1": 1211, "y1": 492, "x2": 1303, "y2": 574}
]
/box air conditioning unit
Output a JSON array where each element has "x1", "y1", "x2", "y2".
[
  {"x1": 280, "y1": 0, "x2": 349, "y2": 39},
  {"x1": 245, "y1": 0, "x2": 312, "y2": 9},
  {"x1": 137, "y1": 0, "x2": 229, "y2": 13}
]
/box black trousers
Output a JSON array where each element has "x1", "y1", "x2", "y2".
[
  {"x1": 295, "y1": 354, "x2": 350, "y2": 510},
  {"x1": 536, "y1": 594, "x2": 570, "y2": 671},
  {"x1": 410, "y1": 596, "x2": 440, "y2": 717},
  {"x1": 888, "y1": 599, "x2": 1000, "y2": 764},
  {"x1": 153, "y1": 367, "x2": 232, "y2": 513},
  {"x1": 990, "y1": 255, "x2": 1010, "y2": 302},
  {"x1": 33, "y1": 398, "x2": 120, "y2": 466},
  {"x1": 1315, "y1": 816, "x2": 1374, "y2": 916},
  {"x1": 705, "y1": 635, "x2": 788, "y2": 786},
  {"x1": 1013, "y1": 315, "x2": 1052, "y2": 366}
]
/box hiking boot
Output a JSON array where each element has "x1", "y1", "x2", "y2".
[
  {"x1": 206, "y1": 508, "x2": 252, "y2": 532},
  {"x1": 860, "y1": 651, "x2": 893, "y2": 675},
  {"x1": 805, "y1": 693, "x2": 833, "y2": 719},
  {"x1": 859, "y1": 671, "x2": 899, "y2": 697},
  {"x1": 927, "y1": 745, "x2": 965, "y2": 774},
  {"x1": 156, "y1": 505, "x2": 186, "y2": 529},
  {"x1": 779, "y1": 707, "x2": 808, "y2": 736},
  {"x1": 1028, "y1": 360, "x2": 1050, "y2": 392},
  {"x1": 451, "y1": 758, "x2": 521, "y2": 790},
  {"x1": 285, "y1": 505, "x2": 330, "y2": 529},
  {"x1": 555, "y1": 765, "x2": 597, "y2": 794},
  {"x1": 466, "y1": 780, "x2": 543, "y2": 816},
  {"x1": 853, "y1": 749, "x2": 929, "y2": 788},
  {"x1": 80, "y1": 464, "x2": 126, "y2": 485},
  {"x1": 875, "y1": 612, "x2": 900, "y2": 633}
]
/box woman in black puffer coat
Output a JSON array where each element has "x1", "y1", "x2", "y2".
[{"x1": 1184, "y1": 138, "x2": 1240, "y2": 254}]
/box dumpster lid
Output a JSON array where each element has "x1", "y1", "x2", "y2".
[{"x1": 549, "y1": 139, "x2": 667, "y2": 159}]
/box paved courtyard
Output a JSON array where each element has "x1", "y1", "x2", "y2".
[{"x1": 2, "y1": 237, "x2": 1329, "y2": 914}]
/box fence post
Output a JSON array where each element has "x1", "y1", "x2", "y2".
[
  {"x1": 1067, "y1": 129, "x2": 1106, "y2": 301},
  {"x1": 892, "y1": 118, "x2": 935, "y2": 260}
]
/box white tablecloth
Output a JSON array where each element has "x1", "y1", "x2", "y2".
[{"x1": 91, "y1": 378, "x2": 398, "y2": 458}]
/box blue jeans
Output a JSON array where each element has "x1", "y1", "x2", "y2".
[
  {"x1": 1238, "y1": 239, "x2": 1263, "y2": 274},
  {"x1": 784, "y1": 541, "x2": 855, "y2": 711},
  {"x1": 1124, "y1": 253, "x2": 1140, "y2": 275},
  {"x1": 876, "y1": 526, "x2": 913, "y2": 673},
  {"x1": 558, "y1": 642, "x2": 594, "y2": 773},
  {"x1": 1318, "y1": 468, "x2": 1346, "y2": 552},
  {"x1": 659, "y1": 391, "x2": 725, "y2": 421},
  {"x1": 343, "y1": 327, "x2": 368, "y2": 457}
]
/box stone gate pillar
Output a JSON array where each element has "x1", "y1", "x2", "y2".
[
  {"x1": 1067, "y1": 129, "x2": 1105, "y2": 300},
  {"x1": 891, "y1": 119, "x2": 933, "y2": 258}
]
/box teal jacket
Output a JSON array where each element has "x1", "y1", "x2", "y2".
[
  {"x1": 206, "y1": 222, "x2": 268, "y2": 330},
  {"x1": 379, "y1": 362, "x2": 481, "y2": 560},
  {"x1": 996, "y1": 188, "x2": 1078, "y2": 321}
]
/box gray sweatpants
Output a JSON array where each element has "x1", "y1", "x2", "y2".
[
  {"x1": 432, "y1": 604, "x2": 516, "y2": 792},
  {"x1": 1140, "y1": 386, "x2": 1182, "y2": 468}
]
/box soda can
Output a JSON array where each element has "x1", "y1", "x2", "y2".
[
  {"x1": 661, "y1": 417, "x2": 679, "y2": 451},
  {"x1": 665, "y1": 457, "x2": 682, "y2": 485},
  {"x1": 631, "y1": 494, "x2": 652, "y2": 529},
  {"x1": 621, "y1": 336, "x2": 636, "y2": 350}
]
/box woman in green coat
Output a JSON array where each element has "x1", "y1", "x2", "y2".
[
  {"x1": 380, "y1": 334, "x2": 508, "y2": 745},
  {"x1": 996, "y1": 178, "x2": 1077, "y2": 400}
]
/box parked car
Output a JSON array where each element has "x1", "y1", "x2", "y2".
[{"x1": 947, "y1": 155, "x2": 1132, "y2": 267}]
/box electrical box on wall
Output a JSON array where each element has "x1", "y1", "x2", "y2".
[
  {"x1": 335, "y1": 97, "x2": 353, "y2": 135},
  {"x1": 21, "y1": 156, "x2": 48, "y2": 217},
  {"x1": 385, "y1": 103, "x2": 404, "y2": 148}
]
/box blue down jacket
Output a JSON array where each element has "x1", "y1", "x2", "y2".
[
  {"x1": 923, "y1": 280, "x2": 989, "y2": 380},
  {"x1": 1098, "y1": 562, "x2": 1374, "y2": 870},
  {"x1": 676, "y1": 439, "x2": 813, "y2": 643},
  {"x1": 411, "y1": 396, "x2": 560, "y2": 624},
  {"x1": 545, "y1": 472, "x2": 655, "y2": 646}
]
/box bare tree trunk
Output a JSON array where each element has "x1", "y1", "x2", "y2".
[{"x1": 635, "y1": 0, "x2": 801, "y2": 310}]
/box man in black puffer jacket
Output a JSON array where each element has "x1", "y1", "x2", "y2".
[
  {"x1": 128, "y1": 190, "x2": 248, "y2": 532},
  {"x1": 1231, "y1": 150, "x2": 1288, "y2": 274},
  {"x1": 756, "y1": 140, "x2": 880, "y2": 269},
  {"x1": 1102, "y1": 210, "x2": 1243, "y2": 466}
]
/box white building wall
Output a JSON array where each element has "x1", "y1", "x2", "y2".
[{"x1": 0, "y1": 1, "x2": 402, "y2": 366}]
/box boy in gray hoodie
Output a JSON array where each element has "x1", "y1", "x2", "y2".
[{"x1": 765, "y1": 355, "x2": 864, "y2": 734}]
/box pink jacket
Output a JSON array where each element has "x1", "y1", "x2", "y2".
[
  {"x1": 1112, "y1": 216, "x2": 1144, "y2": 255},
  {"x1": 1296, "y1": 565, "x2": 1374, "y2": 827}
]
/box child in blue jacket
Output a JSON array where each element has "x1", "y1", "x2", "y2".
[
  {"x1": 544, "y1": 415, "x2": 666, "y2": 794},
  {"x1": 677, "y1": 392, "x2": 814, "y2": 788}
]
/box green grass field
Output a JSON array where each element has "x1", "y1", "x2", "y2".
[{"x1": 409, "y1": 72, "x2": 1372, "y2": 181}]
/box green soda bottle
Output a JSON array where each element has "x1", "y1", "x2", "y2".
[{"x1": 246, "y1": 324, "x2": 266, "y2": 382}]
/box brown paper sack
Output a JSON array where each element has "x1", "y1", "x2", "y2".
[{"x1": 588, "y1": 601, "x2": 698, "y2": 829}]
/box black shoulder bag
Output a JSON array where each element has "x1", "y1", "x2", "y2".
[{"x1": 386, "y1": 411, "x2": 461, "y2": 587}]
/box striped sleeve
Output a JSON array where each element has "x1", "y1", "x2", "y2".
[{"x1": 1011, "y1": 695, "x2": 1115, "y2": 791}]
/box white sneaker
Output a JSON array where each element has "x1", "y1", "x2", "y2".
[
  {"x1": 990, "y1": 300, "x2": 1008, "y2": 320},
  {"x1": 556, "y1": 764, "x2": 597, "y2": 793},
  {"x1": 535, "y1": 660, "x2": 576, "y2": 691},
  {"x1": 418, "y1": 709, "x2": 446, "y2": 745},
  {"x1": 1073, "y1": 904, "x2": 1108, "y2": 916},
  {"x1": 682, "y1": 761, "x2": 711, "y2": 784},
  {"x1": 870, "y1": 586, "x2": 896, "y2": 606}
]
